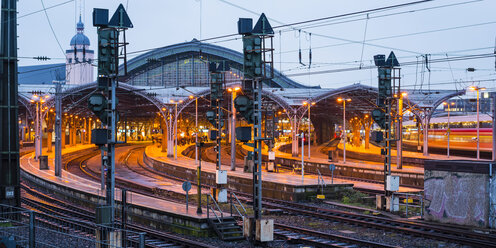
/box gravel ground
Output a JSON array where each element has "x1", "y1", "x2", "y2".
[
  {"x1": 0, "y1": 225, "x2": 95, "y2": 247},
  {"x1": 269, "y1": 214, "x2": 470, "y2": 248}
]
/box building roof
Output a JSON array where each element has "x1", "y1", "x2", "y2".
[
  {"x1": 18, "y1": 63, "x2": 66, "y2": 85},
  {"x1": 70, "y1": 33, "x2": 90, "y2": 46},
  {"x1": 122, "y1": 39, "x2": 317, "y2": 89}
]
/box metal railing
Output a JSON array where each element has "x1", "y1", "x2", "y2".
[
  {"x1": 317, "y1": 169, "x2": 327, "y2": 194},
  {"x1": 206, "y1": 194, "x2": 223, "y2": 223},
  {"x1": 391, "y1": 192, "x2": 424, "y2": 218},
  {"x1": 0, "y1": 204, "x2": 149, "y2": 248},
  {"x1": 230, "y1": 192, "x2": 247, "y2": 218}
]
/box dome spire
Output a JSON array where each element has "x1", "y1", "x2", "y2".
[
  {"x1": 76, "y1": 15, "x2": 84, "y2": 33},
  {"x1": 70, "y1": 14, "x2": 90, "y2": 46}
]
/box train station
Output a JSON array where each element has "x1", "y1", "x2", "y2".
[{"x1": 1, "y1": 1, "x2": 496, "y2": 247}]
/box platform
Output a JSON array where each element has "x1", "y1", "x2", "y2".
[
  {"x1": 84, "y1": 145, "x2": 211, "y2": 199},
  {"x1": 243, "y1": 143, "x2": 425, "y2": 189},
  {"x1": 336, "y1": 142, "x2": 490, "y2": 166},
  {"x1": 20, "y1": 145, "x2": 213, "y2": 237},
  {"x1": 145, "y1": 144, "x2": 420, "y2": 202}
]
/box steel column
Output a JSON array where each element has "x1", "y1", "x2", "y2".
[
  {"x1": 492, "y1": 93, "x2": 496, "y2": 161},
  {"x1": 54, "y1": 81, "x2": 63, "y2": 177},
  {"x1": 231, "y1": 91, "x2": 236, "y2": 171}
]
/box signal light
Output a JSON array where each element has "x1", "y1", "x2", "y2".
[{"x1": 234, "y1": 95, "x2": 254, "y2": 124}]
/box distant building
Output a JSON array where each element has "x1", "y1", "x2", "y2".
[
  {"x1": 65, "y1": 16, "x2": 94, "y2": 85},
  {"x1": 18, "y1": 16, "x2": 94, "y2": 85},
  {"x1": 441, "y1": 92, "x2": 494, "y2": 114}
]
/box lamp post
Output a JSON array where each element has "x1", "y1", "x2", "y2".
[
  {"x1": 227, "y1": 86, "x2": 240, "y2": 171},
  {"x1": 469, "y1": 86, "x2": 486, "y2": 160},
  {"x1": 443, "y1": 101, "x2": 455, "y2": 158},
  {"x1": 189, "y1": 95, "x2": 198, "y2": 165},
  {"x1": 30, "y1": 94, "x2": 47, "y2": 160},
  {"x1": 170, "y1": 99, "x2": 184, "y2": 160},
  {"x1": 397, "y1": 92, "x2": 407, "y2": 169},
  {"x1": 337, "y1": 98, "x2": 351, "y2": 163},
  {"x1": 303, "y1": 101, "x2": 316, "y2": 159}
]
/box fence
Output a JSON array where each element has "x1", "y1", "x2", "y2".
[
  {"x1": 0, "y1": 204, "x2": 148, "y2": 248},
  {"x1": 391, "y1": 192, "x2": 424, "y2": 218}
]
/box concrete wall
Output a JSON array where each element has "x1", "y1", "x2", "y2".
[
  {"x1": 424, "y1": 161, "x2": 496, "y2": 228},
  {"x1": 145, "y1": 148, "x2": 353, "y2": 202}
]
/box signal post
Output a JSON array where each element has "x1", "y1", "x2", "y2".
[
  {"x1": 236, "y1": 14, "x2": 275, "y2": 243},
  {"x1": 372, "y1": 52, "x2": 401, "y2": 212},
  {"x1": 89, "y1": 5, "x2": 133, "y2": 247}
]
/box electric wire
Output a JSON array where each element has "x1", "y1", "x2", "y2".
[
  {"x1": 126, "y1": 0, "x2": 435, "y2": 56},
  {"x1": 40, "y1": 0, "x2": 67, "y2": 57},
  {"x1": 284, "y1": 53, "x2": 495, "y2": 77}
]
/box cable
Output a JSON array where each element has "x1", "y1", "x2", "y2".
[
  {"x1": 284, "y1": 53, "x2": 495, "y2": 77},
  {"x1": 274, "y1": 0, "x2": 433, "y2": 30},
  {"x1": 40, "y1": 0, "x2": 67, "y2": 57},
  {"x1": 127, "y1": 0, "x2": 434, "y2": 57},
  {"x1": 279, "y1": 0, "x2": 481, "y2": 32},
  {"x1": 277, "y1": 21, "x2": 496, "y2": 56},
  {"x1": 359, "y1": 14, "x2": 369, "y2": 68},
  {"x1": 7, "y1": 0, "x2": 75, "y2": 23}
]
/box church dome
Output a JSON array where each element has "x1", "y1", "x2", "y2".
[
  {"x1": 70, "y1": 33, "x2": 90, "y2": 46},
  {"x1": 70, "y1": 16, "x2": 90, "y2": 46}
]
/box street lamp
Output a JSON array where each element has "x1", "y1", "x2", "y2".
[
  {"x1": 227, "y1": 86, "x2": 241, "y2": 171},
  {"x1": 337, "y1": 98, "x2": 351, "y2": 163},
  {"x1": 469, "y1": 86, "x2": 486, "y2": 160},
  {"x1": 189, "y1": 95, "x2": 199, "y2": 165},
  {"x1": 170, "y1": 99, "x2": 184, "y2": 160},
  {"x1": 30, "y1": 95, "x2": 46, "y2": 160},
  {"x1": 303, "y1": 101, "x2": 316, "y2": 159},
  {"x1": 443, "y1": 101, "x2": 455, "y2": 158}
]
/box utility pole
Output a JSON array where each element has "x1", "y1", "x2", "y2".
[
  {"x1": 0, "y1": 0, "x2": 20, "y2": 208},
  {"x1": 54, "y1": 81, "x2": 65, "y2": 177}
]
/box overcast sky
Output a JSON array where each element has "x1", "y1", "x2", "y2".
[{"x1": 17, "y1": 0, "x2": 496, "y2": 93}]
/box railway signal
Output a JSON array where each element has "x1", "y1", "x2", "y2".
[
  {"x1": 237, "y1": 13, "x2": 274, "y2": 243},
  {"x1": 91, "y1": 5, "x2": 133, "y2": 240},
  {"x1": 373, "y1": 51, "x2": 401, "y2": 211},
  {"x1": 234, "y1": 95, "x2": 254, "y2": 124},
  {"x1": 207, "y1": 61, "x2": 230, "y2": 203}
]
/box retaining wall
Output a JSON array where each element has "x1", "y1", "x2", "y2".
[
  {"x1": 144, "y1": 149, "x2": 353, "y2": 202},
  {"x1": 424, "y1": 160, "x2": 496, "y2": 228}
]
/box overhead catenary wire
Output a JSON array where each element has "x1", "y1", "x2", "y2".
[
  {"x1": 126, "y1": 0, "x2": 435, "y2": 57},
  {"x1": 359, "y1": 14, "x2": 369, "y2": 69},
  {"x1": 40, "y1": 0, "x2": 67, "y2": 57},
  {"x1": 284, "y1": 53, "x2": 495, "y2": 77}
]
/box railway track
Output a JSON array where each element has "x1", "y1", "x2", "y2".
[
  {"x1": 273, "y1": 223, "x2": 395, "y2": 248},
  {"x1": 21, "y1": 183, "x2": 215, "y2": 248},
  {"x1": 257, "y1": 197, "x2": 496, "y2": 248},
  {"x1": 59, "y1": 145, "x2": 400, "y2": 247},
  {"x1": 24, "y1": 145, "x2": 496, "y2": 247},
  {"x1": 117, "y1": 145, "x2": 496, "y2": 247},
  {"x1": 121, "y1": 145, "x2": 496, "y2": 247}
]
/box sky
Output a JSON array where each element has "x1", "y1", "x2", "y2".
[{"x1": 16, "y1": 0, "x2": 496, "y2": 95}]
